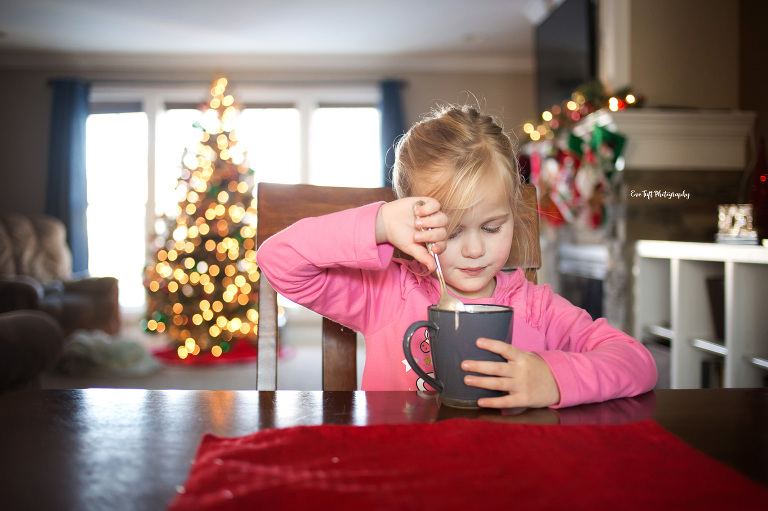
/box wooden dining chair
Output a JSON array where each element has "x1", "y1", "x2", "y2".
[
  {"x1": 255, "y1": 182, "x2": 540, "y2": 391},
  {"x1": 506, "y1": 184, "x2": 542, "y2": 284}
]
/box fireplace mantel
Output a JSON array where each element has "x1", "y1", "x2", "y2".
[
  {"x1": 549, "y1": 109, "x2": 756, "y2": 334},
  {"x1": 572, "y1": 109, "x2": 756, "y2": 171}
]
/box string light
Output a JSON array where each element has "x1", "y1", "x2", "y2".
[
  {"x1": 143, "y1": 77, "x2": 259, "y2": 359},
  {"x1": 521, "y1": 83, "x2": 643, "y2": 142}
]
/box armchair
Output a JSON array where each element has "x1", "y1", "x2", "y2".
[
  {"x1": 0, "y1": 213, "x2": 120, "y2": 337},
  {"x1": 0, "y1": 310, "x2": 64, "y2": 391}
]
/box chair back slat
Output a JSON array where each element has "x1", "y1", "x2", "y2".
[
  {"x1": 256, "y1": 276, "x2": 279, "y2": 390},
  {"x1": 256, "y1": 183, "x2": 396, "y2": 249},
  {"x1": 321, "y1": 317, "x2": 358, "y2": 391},
  {"x1": 506, "y1": 183, "x2": 541, "y2": 280}
]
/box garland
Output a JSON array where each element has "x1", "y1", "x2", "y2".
[{"x1": 521, "y1": 80, "x2": 645, "y2": 229}]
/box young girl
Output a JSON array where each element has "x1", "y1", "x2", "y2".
[{"x1": 256, "y1": 104, "x2": 657, "y2": 409}]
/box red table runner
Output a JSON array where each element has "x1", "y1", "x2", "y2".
[{"x1": 170, "y1": 419, "x2": 767, "y2": 510}]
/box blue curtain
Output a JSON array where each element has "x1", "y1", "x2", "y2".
[
  {"x1": 46, "y1": 79, "x2": 91, "y2": 273},
  {"x1": 379, "y1": 80, "x2": 406, "y2": 187}
]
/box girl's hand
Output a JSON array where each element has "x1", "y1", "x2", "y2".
[
  {"x1": 461, "y1": 338, "x2": 561, "y2": 409},
  {"x1": 375, "y1": 197, "x2": 448, "y2": 271}
]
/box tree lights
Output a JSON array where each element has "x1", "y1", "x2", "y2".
[{"x1": 143, "y1": 78, "x2": 259, "y2": 359}]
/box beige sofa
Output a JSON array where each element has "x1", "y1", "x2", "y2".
[{"x1": 0, "y1": 213, "x2": 120, "y2": 337}]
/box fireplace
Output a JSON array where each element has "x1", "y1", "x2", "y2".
[
  {"x1": 557, "y1": 243, "x2": 607, "y2": 320},
  {"x1": 544, "y1": 109, "x2": 755, "y2": 333}
]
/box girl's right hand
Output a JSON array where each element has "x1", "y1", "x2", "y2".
[{"x1": 375, "y1": 197, "x2": 448, "y2": 271}]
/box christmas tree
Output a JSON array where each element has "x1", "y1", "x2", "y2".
[{"x1": 143, "y1": 77, "x2": 259, "y2": 360}]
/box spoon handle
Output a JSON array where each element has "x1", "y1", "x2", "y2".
[
  {"x1": 413, "y1": 200, "x2": 459, "y2": 309},
  {"x1": 413, "y1": 200, "x2": 437, "y2": 267}
]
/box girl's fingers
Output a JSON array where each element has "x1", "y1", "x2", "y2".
[
  {"x1": 462, "y1": 359, "x2": 511, "y2": 377},
  {"x1": 406, "y1": 245, "x2": 436, "y2": 272},
  {"x1": 413, "y1": 227, "x2": 447, "y2": 244},
  {"x1": 476, "y1": 394, "x2": 525, "y2": 409},
  {"x1": 413, "y1": 199, "x2": 447, "y2": 228},
  {"x1": 429, "y1": 241, "x2": 447, "y2": 255},
  {"x1": 475, "y1": 338, "x2": 522, "y2": 360},
  {"x1": 412, "y1": 197, "x2": 440, "y2": 217},
  {"x1": 461, "y1": 339, "x2": 521, "y2": 377},
  {"x1": 463, "y1": 373, "x2": 511, "y2": 391},
  {"x1": 416, "y1": 213, "x2": 448, "y2": 230}
]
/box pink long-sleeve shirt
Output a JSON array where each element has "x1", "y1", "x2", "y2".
[{"x1": 256, "y1": 202, "x2": 657, "y2": 407}]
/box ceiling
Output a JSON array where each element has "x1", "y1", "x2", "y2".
[{"x1": 0, "y1": 0, "x2": 560, "y2": 71}]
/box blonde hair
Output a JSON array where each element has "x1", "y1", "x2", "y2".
[{"x1": 392, "y1": 104, "x2": 530, "y2": 253}]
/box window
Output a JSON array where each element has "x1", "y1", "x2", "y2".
[
  {"x1": 238, "y1": 107, "x2": 302, "y2": 185},
  {"x1": 85, "y1": 112, "x2": 148, "y2": 308},
  {"x1": 86, "y1": 84, "x2": 381, "y2": 310},
  {"x1": 310, "y1": 106, "x2": 381, "y2": 187}
]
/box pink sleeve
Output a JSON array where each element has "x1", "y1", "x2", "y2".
[
  {"x1": 255, "y1": 202, "x2": 398, "y2": 333},
  {"x1": 535, "y1": 291, "x2": 658, "y2": 408}
]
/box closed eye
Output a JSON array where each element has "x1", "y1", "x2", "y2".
[
  {"x1": 449, "y1": 225, "x2": 503, "y2": 238},
  {"x1": 448, "y1": 228, "x2": 462, "y2": 240}
]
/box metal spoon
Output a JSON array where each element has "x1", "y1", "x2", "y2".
[{"x1": 413, "y1": 201, "x2": 466, "y2": 312}]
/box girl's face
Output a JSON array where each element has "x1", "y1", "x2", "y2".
[{"x1": 439, "y1": 185, "x2": 514, "y2": 299}]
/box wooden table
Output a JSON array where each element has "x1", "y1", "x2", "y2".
[{"x1": 1, "y1": 388, "x2": 766, "y2": 510}]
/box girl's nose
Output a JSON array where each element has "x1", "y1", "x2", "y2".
[{"x1": 461, "y1": 231, "x2": 485, "y2": 259}]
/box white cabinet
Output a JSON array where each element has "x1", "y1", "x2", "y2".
[{"x1": 634, "y1": 241, "x2": 768, "y2": 388}]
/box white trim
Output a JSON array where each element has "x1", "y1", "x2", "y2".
[
  {"x1": 143, "y1": 93, "x2": 163, "y2": 246},
  {"x1": 598, "y1": 0, "x2": 631, "y2": 91},
  {"x1": 572, "y1": 109, "x2": 756, "y2": 170},
  {"x1": 297, "y1": 95, "x2": 315, "y2": 184},
  {"x1": 90, "y1": 82, "x2": 380, "y2": 106},
  {"x1": 636, "y1": 240, "x2": 768, "y2": 264}
]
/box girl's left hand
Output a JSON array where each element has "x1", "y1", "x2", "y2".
[{"x1": 461, "y1": 338, "x2": 561, "y2": 409}]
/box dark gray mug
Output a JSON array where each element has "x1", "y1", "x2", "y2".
[{"x1": 403, "y1": 304, "x2": 514, "y2": 408}]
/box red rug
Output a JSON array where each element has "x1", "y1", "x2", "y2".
[
  {"x1": 169, "y1": 419, "x2": 768, "y2": 511},
  {"x1": 152, "y1": 339, "x2": 294, "y2": 366}
]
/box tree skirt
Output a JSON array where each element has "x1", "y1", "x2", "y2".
[{"x1": 153, "y1": 339, "x2": 294, "y2": 366}]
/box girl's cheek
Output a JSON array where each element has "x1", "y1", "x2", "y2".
[{"x1": 493, "y1": 236, "x2": 515, "y2": 260}]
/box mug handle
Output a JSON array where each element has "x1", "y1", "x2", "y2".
[{"x1": 402, "y1": 321, "x2": 443, "y2": 392}]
